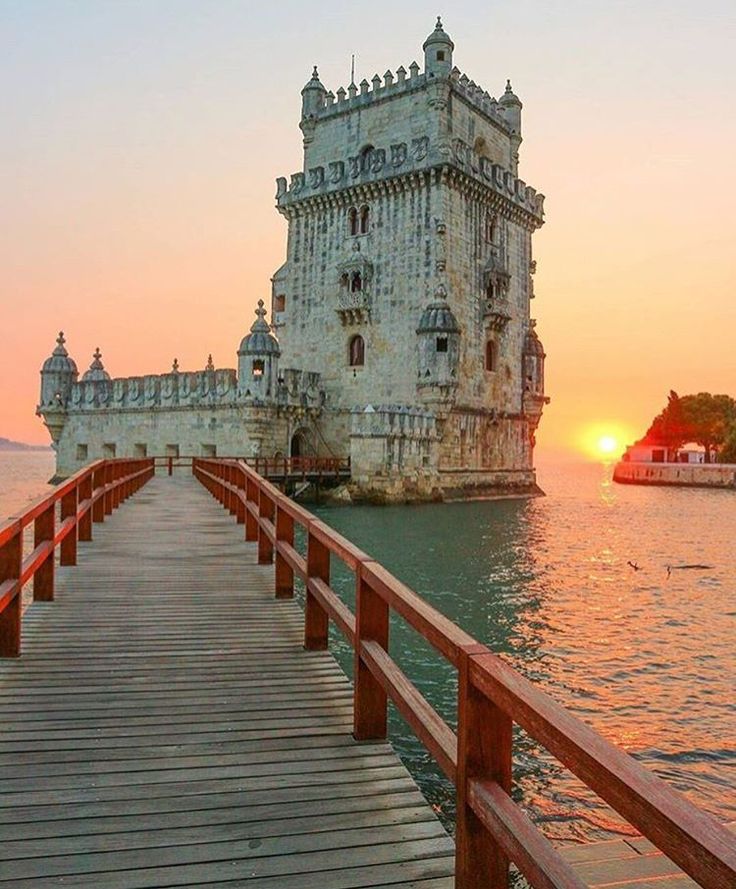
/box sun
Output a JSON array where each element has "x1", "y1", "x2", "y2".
[{"x1": 598, "y1": 435, "x2": 619, "y2": 456}]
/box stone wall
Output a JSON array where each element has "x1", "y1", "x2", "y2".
[{"x1": 613, "y1": 462, "x2": 736, "y2": 489}]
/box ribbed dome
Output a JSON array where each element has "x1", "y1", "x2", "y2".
[
  {"x1": 500, "y1": 79, "x2": 521, "y2": 107},
  {"x1": 302, "y1": 66, "x2": 325, "y2": 94},
  {"x1": 238, "y1": 300, "x2": 281, "y2": 356},
  {"x1": 81, "y1": 347, "x2": 111, "y2": 382},
  {"x1": 423, "y1": 16, "x2": 454, "y2": 51},
  {"x1": 417, "y1": 288, "x2": 460, "y2": 334},
  {"x1": 42, "y1": 332, "x2": 78, "y2": 375},
  {"x1": 524, "y1": 326, "x2": 545, "y2": 358}
]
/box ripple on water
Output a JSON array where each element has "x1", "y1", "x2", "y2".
[{"x1": 317, "y1": 458, "x2": 736, "y2": 843}]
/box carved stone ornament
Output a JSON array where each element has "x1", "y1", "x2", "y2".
[
  {"x1": 391, "y1": 143, "x2": 407, "y2": 166},
  {"x1": 329, "y1": 161, "x2": 345, "y2": 183},
  {"x1": 308, "y1": 166, "x2": 324, "y2": 188}
]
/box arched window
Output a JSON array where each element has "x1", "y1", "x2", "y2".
[
  {"x1": 350, "y1": 271, "x2": 362, "y2": 292},
  {"x1": 485, "y1": 340, "x2": 497, "y2": 372},
  {"x1": 348, "y1": 207, "x2": 358, "y2": 236},
  {"x1": 252, "y1": 359, "x2": 265, "y2": 377},
  {"x1": 359, "y1": 205, "x2": 370, "y2": 234},
  {"x1": 349, "y1": 334, "x2": 365, "y2": 367},
  {"x1": 486, "y1": 280, "x2": 495, "y2": 300},
  {"x1": 340, "y1": 272, "x2": 350, "y2": 289}
]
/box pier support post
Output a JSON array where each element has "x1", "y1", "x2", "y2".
[
  {"x1": 275, "y1": 506, "x2": 294, "y2": 598},
  {"x1": 257, "y1": 489, "x2": 274, "y2": 565},
  {"x1": 455, "y1": 645, "x2": 512, "y2": 889},
  {"x1": 305, "y1": 531, "x2": 329, "y2": 650},
  {"x1": 353, "y1": 563, "x2": 388, "y2": 740},
  {"x1": 78, "y1": 472, "x2": 93, "y2": 542},
  {"x1": 0, "y1": 529, "x2": 21, "y2": 657},
  {"x1": 60, "y1": 486, "x2": 78, "y2": 566},
  {"x1": 33, "y1": 503, "x2": 55, "y2": 602}
]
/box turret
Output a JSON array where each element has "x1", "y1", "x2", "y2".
[
  {"x1": 416, "y1": 285, "x2": 460, "y2": 398},
  {"x1": 37, "y1": 331, "x2": 78, "y2": 446},
  {"x1": 301, "y1": 66, "x2": 326, "y2": 121},
  {"x1": 522, "y1": 322, "x2": 545, "y2": 396},
  {"x1": 238, "y1": 300, "x2": 281, "y2": 400},
  {"x1": 423, "y1": 16, "x2": 454, "y2": 78},
  {"x1": 499, "y1": 79, "x2": 522, "y2": 170},
  {"x1": 81, "y1": 347, "x2": 111, "y2": 382}
]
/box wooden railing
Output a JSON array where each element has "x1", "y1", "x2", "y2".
[
  {"x1": 151, "y1": 455, "x2": 350, "y2": 479},
  {"x1": 193, "y1": 457, "x2": 735, "y2": 889},
  {"x1": 0, "y1": 458, "x2": 154, "y2": 657}
]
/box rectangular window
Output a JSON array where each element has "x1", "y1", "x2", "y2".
[
  {"x1": 102, "y1": 443, "x2": 116, "y2": 458},
  {"x1": 133, "y1": 443, "x2": 147, "y2": 458},
  {"x1": 436, "y1": 337, "x2": 448, "y2": 353},
  {"x1": 273, "y1": 294, "x2": 286, "y2": 312},
  {"x1": 201, "y1": 444, "x2": 217, "y2": 457},
  {"x1": 165, "y1": 444, "x2": 180, "y2": 458},
  {"x1": 76, "y1": 443, "x2": 88, "y2": 461}
]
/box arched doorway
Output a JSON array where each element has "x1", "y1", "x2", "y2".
[{"x1": 290, "y1": 430, "x2": 311, "y2": 458}]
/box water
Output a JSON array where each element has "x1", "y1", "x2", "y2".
[
  {"x1": 312, "y1": 457, "x2": 736, "y2": 844},
  {"x1": 1, "y1": 451, "x2": 733, "y2": 845}
]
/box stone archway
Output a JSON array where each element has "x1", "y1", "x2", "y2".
[{"x1": 290, "y1": 429, "x2": 313, "y2": 458}]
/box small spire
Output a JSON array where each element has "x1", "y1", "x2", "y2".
[
  {"x1": 436, "y1": 15, "x2": 443, "y2": 29},
  {"x1": 57, "y1": 331, "x2": 65, "y2": 347},
  {"x1": 505, "y1": 79, "x2": 513, "y2": 93},
  {"x1": 172, "y1": 358, "x2": 179, "y2": 373},
  {"x1": 52, "y1": 331, "x2": 69, "y2": 356},
  {"x1": 255, "y1": 299, "x2": 267, "y2": 320},
  {"x1": 93, "y1": 347, "x2": 102, "y2": 362},
  {"x1": 205, "y1": 354, "x2": 215, "y2": 371}
]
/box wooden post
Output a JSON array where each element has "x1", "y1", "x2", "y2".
[
  {"x1": 168, "y1": 456, "x2": 173, "y2": 476},
  {"x1": 274, "y1": 505, "x2": 294, "y2": 598},
  {"x1": 245, "y1": 477, "x2": 258, "y2": 542},
  {"x1": 92, "y1": 466, "x2": 104, "y2": 524},
  {"x1": 104, "y1": 462, "x2": 113, "y2": 515},
  {"x1": 60, "y1": 485, "x2": 78, "y2": 566},
  {"x1": 455, "y1": 645, "x2": 513, "y2": 889},
  {"x1": 235, "y1": 467, "x2": 246, "y2": 524},
  {"x1": 78, "y1": 472, "x2": 93, "y2": 541},
  {"x1": 33, "y1": 503, "x2": 55, "y2": 602},
  {"x1": 353, "y1": 564, "x2": 389, "y2": 739},
  {"x1": 305, "y1": 530, "x2": 329, "y2": 650},
  {"x1": 0, "y1": 529, "x2": 22, "y2": 657},
  {"x1": 257, "y1": 488, "x2": 274, "y2": 564}
]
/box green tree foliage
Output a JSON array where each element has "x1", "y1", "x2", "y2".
[
  {"x1": 720, "y1": 427, "x2": 736, "y2": 464},
  {"x1": 641, "y1": 391, "x2": 736, "y2": 463}
]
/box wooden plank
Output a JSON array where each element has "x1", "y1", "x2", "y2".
[{"x1": 0, "y1": 473, "x2": 454, "y2": 889}]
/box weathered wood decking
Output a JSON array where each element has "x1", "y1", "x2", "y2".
[
  {"x1": 0, "y1": 474, "x2": 454, "y2": 888},
  {"x1": 0, "y1": 471, "x2": 730, "y2": 888}
]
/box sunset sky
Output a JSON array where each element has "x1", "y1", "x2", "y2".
[{"x1": 2, "y1": 0, "x2": 734, "y2": 455}]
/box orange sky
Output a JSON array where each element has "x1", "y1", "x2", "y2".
[{"x1": 1, "y1": 2, "x2": 734, "y2": 454}]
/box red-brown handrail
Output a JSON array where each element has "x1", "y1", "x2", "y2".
[
  {"x1": 0, "y1": 458, "x2": 154, "y2": 657},
  {"x1": 192, "y1": 457, "x2": 735, "y2": 889}
]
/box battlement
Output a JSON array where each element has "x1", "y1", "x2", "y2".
[
  {"x1": 53, "y1": 366, "x2": 322, "y2": 412},
  {"x1": 276, "y1": 134, "x2": 544, "y2": 224}
]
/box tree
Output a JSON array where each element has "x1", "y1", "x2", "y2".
[
  {"x1": 720, "y1": 425, "x2": 736, "y2": 464},
  {"x1": 641, "y1": 391, "x2": 691, "y2": 459},
  {"x1": 679, "y1": 393, "x2": 736, "y2": 463}
]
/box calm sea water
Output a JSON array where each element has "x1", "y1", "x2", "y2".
[{"x1": 1, "y1": 450, "x2": 733, "y2": 844}]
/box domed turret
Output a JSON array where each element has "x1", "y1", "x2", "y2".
[
  {"x1": 301, "y1": 66, "x2": 326, "y2": 120},
  {"x1": 38, "y1": 331, "x2": 78, "y2": 447},
  {"x1": 81, "y1": 347, "x2": 111, "y2": 382},
  {"x1": 499, "y1": 79, "x2": 522, "y2": 134},
  {"x1": 238, "y1": 300, "x2": 281, "y2": 399},
  {"x1": 423, "y1": 16, "x2": 453, "y2": 78},
  {"x1": 39, "y1": 332, "x2": 78, "y2": 408},
  {"x1": 416, "y1": 284, "x2": 460, "y2": 394},
  {"x1": 523, "y1": 323, "x2": 545, "y2": 395}
]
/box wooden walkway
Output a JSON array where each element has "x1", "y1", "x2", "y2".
[
  {"x1": 0, "y1": 473, "x2": 454, "y2": 888},
  {"x1": 1, "y1": 469, "x2": 732, "y2": 888}
]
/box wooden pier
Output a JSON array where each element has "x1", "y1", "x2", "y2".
[{"x1": 0, "y1": 459, "x2": 733, "y2": 888}]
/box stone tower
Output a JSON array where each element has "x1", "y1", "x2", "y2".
[{"x1": 272, "y1": 18, "x2": 548, "y2": 498}]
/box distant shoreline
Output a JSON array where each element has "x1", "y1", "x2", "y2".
[{"x1": 0, "y1": 438, "x2": 51, "y2": 453}]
